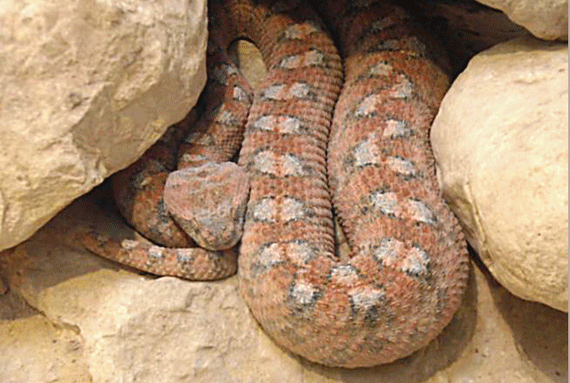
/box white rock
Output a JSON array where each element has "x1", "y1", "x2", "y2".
[
  {"x1": 431, "y1": 36, "x2": 568, "y2": 312},
  {"x1": 0, "y1": 0, "x2": 207, "y2": 251},
  {"x1": 476, "y1": 0, "x2": 568, "y2": 40}
]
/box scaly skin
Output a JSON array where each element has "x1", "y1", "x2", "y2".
[
  {"x1": 82, "y1": 0, "x2": 469, "y2": 367},
  {"x1": 237, "y1": 0, "x2": 469, "y2": 368},
  {"x1": 80, "y1": 1, "x2": 254, "y2": 280}
]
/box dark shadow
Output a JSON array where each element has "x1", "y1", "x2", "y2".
[
  {"x1": 397, "y1": 0, "x2": 532, "y2": 76},
  {"x1": 0, "y1": 289, "x2": 39, "y2": 320},
  {"x1": 0, "y1": 181, "x2": 154, "y2": 293}
]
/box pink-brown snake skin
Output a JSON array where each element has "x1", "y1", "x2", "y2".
[{"x1": 82, "y1": 0, "x2": 470, "y2": 368}]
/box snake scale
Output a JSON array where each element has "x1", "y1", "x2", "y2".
[{"x1": 82, "y1": 0, "x2": 470, "y2": 368}]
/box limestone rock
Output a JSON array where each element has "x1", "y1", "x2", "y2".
[
  {"x1": 228, "y1": 39, "x2": 267, "y2": 89},
  {"x1": 475, "y1": 0, "x2": 568, "y2": 40},
  {"x1": 0, "y1": 314, "x2": 90, "y2": 383},
  {"x1": 431, "y1": 36, "x2": 568, "y2": 312},
  {"x1": 0, "y1": 191, "x2": 567, "y2": 382},
  {"x1": 0, "y1": 0, "x2": 207, "y2": 251}
]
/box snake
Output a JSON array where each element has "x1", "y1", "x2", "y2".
[{"x1": 81, "y1": 0, "x2": 470, "y2": 368}]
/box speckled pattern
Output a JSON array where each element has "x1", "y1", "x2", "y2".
[
  {"x1": 80, "y1": 0, "x2": 255, "y2": 280},
  {"x1": 236, "y1": 0, "x2": 469, "y2": 368},
  {"x1": 82, "y1": 0, "x2": 469, "y2": 368}
]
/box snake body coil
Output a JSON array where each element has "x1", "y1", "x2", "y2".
[{"x1": 83, "y1": 0, "x2": 469, "y2": 368}]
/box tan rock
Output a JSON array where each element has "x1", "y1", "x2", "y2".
[
  {"x1": 431, "y1": 36, "x2": 568, "y2": 312},
  {"x1": 475, "y1": 0, "x2": 568, "y2": 40},
  {"x1": 0, "y1": 189, "x2": 567, "y2": 383},
  {"x1": 0, "y1": 314, "x2": 90, "y2": 383},
  {"x1": 0, "y1": 0, "x2": 207, "y2": 251},
  {"x1": 228, "y1": 39, "x2": 267, "y2": 89}
]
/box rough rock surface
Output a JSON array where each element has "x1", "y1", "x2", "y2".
[
  {"x1": 0, "y1": 191, "x2": 567, "y2": 383},
  {"x1": 431, "y1": 36, "x2": 568, "y2": 312},
  {"x1": 0, "y1": 0, "x2": 207, "y2": 251},
  {"x1": 475, "y1": 0, "x2": 568, "y2": 40}
]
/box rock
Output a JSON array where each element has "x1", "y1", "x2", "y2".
[
  {"x1": 0, "y1": 191, "x2": 567, "y2": 382},
  {"x1": 431, "y1": 36, "x2": 568, "y2": 312},
  {"x1": 0, "y1": 0, "x2": 207, "y2": 251},
  {"x1": 228, "y1": 39, "x2": 267, "y2": 89},
  {"x1": 0, "y1": 314, "x2": 90, "y2": 383},
  {"x1": 475, "y1": 0, "x2": 568, "y2": 40}
]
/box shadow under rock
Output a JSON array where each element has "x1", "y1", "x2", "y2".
[
  {"x1": 0, "y1": 181, "x2": 153, "y2": 294},
  {"x1": 0, "y1": 290, "x2": 39, "y2": 320},
  {"x1": 397, "y1": 0, "x2": 532, "y2": 76},
  {"x1": 301, "y1": 261, "x2": 478, "y2": 383},
  {"x1": 473, "y1": 254, "x2": 568, "y2": 383}
]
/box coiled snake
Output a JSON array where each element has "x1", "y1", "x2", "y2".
[{"x1": 82, "y1": 0, "x2": 469, "y2": 368}]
